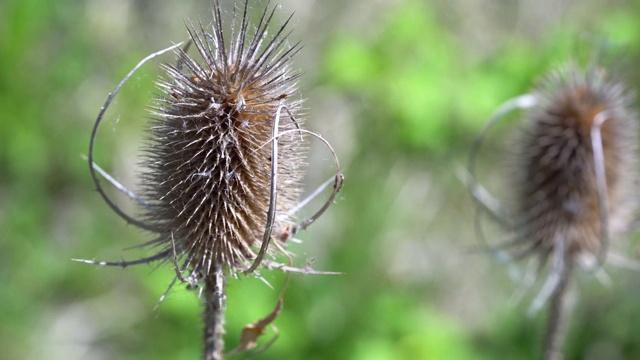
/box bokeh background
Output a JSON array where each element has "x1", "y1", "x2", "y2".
[{"x1": 3, "y1": 0, "x2": 640, "y2": 359}]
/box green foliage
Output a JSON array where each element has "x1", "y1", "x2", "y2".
[{"x1": 322, "y1": 0, "x2": 640, "y2": 153}]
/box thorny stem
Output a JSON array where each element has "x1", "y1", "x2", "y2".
[
  {"x1": 204, "y1": 263, "x2": 226, "y2": 360},
  {"x1": 542, "y1": 260, "x2": 572, "y2": 360}
]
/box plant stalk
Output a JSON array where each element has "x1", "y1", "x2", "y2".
[
  {"x1": 542, "y1": 260, "x2": 572, "y2": 360},
  {"x1": 204, "y1": 263, "x2": 226, "y2": 360}
]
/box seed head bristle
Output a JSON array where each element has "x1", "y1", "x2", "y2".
[
  {"x1": 512, "y1": 63, "x2": 639, "y2": 266},
  {"x1": 140, "y1": 0, "x2": 306, "y2": 280}
]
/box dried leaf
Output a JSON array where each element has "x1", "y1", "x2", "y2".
[{"x1": 227, "y1": 277, "x2": 288, "y2": 357}]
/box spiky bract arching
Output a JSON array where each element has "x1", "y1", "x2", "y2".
[
  {"x1": 513, "y1": 65, "x2": 639, "y2": 263},
  {"x1": 142, "y1": 1, "x2": 305, "y2": 279}
]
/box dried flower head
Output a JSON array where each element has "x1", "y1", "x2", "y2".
[
  {"x1": 513, "y1": 64, "x2": 639, "y2": 267},
  {"x1": 468, "y1": 61, "x2": 640, "y2": 360},
  {"x1": 143, "y1": 1, "x2": 306, "y2": 280},
  {"x1": 79, "y1": 1, "x2": 343, "y2": 358}
]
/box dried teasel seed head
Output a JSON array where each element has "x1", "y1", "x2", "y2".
[
  {"x1": 141, "y1": 1, "x2": 306, "y2": 280},
  {"x1": 79, "y1": 2, "x2": 344, "y2": 357},
  {"x1": 512, "y1": 63, "x2": 639, "y2": 267}
]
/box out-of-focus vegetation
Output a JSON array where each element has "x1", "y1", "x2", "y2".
[{"x1": 3, "y1": 0, "x2": 640, "y2": 359}]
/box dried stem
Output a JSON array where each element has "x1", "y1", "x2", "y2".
[
  {"x1": 204, "y1": 263, "x2": 226, "y2": 360},
  {"x1": 542, "y1": 260, "x2": 572, "y2": 360}
]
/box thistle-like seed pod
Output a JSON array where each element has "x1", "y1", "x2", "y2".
[
  {"x1": 505, "y1": 63, "x2": 639, "y2": 360},
  {"x1": 468, "y1": 61, "x2": 639, "y2": 360},
  {"x1": 79, "y1": 1, "x2": 343, "y2": 358},
  {"x1": 147, "y1": 2, "x2": 305, "y2": 358},
  {"x1": 513, "y1": 64, "x2": 639, "y2": 267},
  {"x1": 143, "y1": 0, "x2": 305, "y2": 281}
]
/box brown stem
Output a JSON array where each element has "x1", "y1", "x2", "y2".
[
  {"x1": 204, "y1": 263, "x2": 226, "y2": 360},
  {"x1": 542, "y1": 260, "x2": 572, "y2": 360}
]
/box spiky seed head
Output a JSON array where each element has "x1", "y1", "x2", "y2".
[
  {"x1": 141, "y1": 1, "x2": 305, "y2": 280},
  {"x1": 512, "y1": 63, "x2": 639, "y2": 266}
]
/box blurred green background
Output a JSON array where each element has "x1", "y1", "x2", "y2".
[{"x1": 3, "y1": 0, "x2": 640, "y2": 359}]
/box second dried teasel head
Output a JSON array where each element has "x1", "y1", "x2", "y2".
[
  {"x1": 470, "y1": 61, "x2": 639, "y2": 273},
  {"x1": 468, "y1": 59, "x2": 640, "y2": 360},
  {"x1": 513, "y1": 63, "x2": 639, "y2": 269}
]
